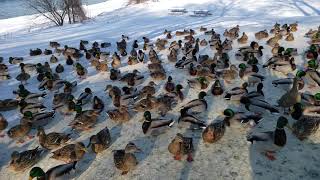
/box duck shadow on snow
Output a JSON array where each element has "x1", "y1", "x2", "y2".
[
  {"x1": 249, "y1": 129, "x2": 320, "y2": 180},
  {"x1": 131, "y1": 135, "x2": 156, "y2": 165}
]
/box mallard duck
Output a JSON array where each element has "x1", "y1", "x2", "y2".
[
  {"x1": 266, "y1": 36, "x2": 280, "y2": 47},
  {"x1": 69, "y1": 106, "x2": 100, "y2": 131},
  {"x1": 165, "y1": 76, "x2": 175, "y2": 92},
  {"x1": 137, "y1": 50, "x2": 145, "y2": 63},
  {"x1": 63, "y1": 81, "x2": 77, "y2": 94},
  {"x1": 150, "y1": 71, "x2": 166, "y2": 81},
  {"x1": 38, "y1": 78, "x2": 65, "y2": 91},
  {"x1": 16, "y1": 68, "x2": 30, "y2": 84},
  {"x1": 216, "y1": 64, "x2": 238, "y2": 83},
  {"x1": 142, "y1": 111, "x2": 174, "y2": 136},
  {"x1": 240, "y1": 96, "x2": 279, "y2": 114},
  {"x1": 43, "y1": 49, "x2": 53, "y2": 55},
  {"x1": 238, "y1": 41, "x2": 259, "y2": 53},
  {"x1": 55, "y1": 64, "x2": 64, "y2": 73},
  {"x1": 303, "y1": 69, "x2": 320, "y2": 88},
  {"x1": 243, "y1": 83, "x2": 265, "y2": 100},
  {"x1": 21, "y1": 111, "x2": 55, "y2": 128},
  {"x1": 200, "y1": 39, "x2": 208, "y2": 46},
  {"x1": 66, "y1": 55, "x2": 74, "y2": 65},
  {"x1": 255, "y1": 30, "x2": 269, "y2": 40},
  {"x1": 120, "y1": 70, "x2": 144, "y2": 86},
  {"x1": 76, "y1": 88, "x2": 93, "y2": 106},
  {"x1": 135, "y1": 81, "x2": 156, "y2": 100},
  {"x1": 223, "y1": 109, "x2": 262, "y2": 127},
  {"x1": 237, "y1": 32, "x2": 248, "y2": 44},
  {"x1": 96, "y1": 61, "x2": 109, "y2": 72},
  {"x1": 51, "y1": 142, "x2": 87, "y2": 163},
  {"x1": 19, "y1": 101, "x2": 46, "y2": 114},
  {"x1": 107, "y1": 106, "x2": 131, "y2": 123},
  {"x1": 0, "y1": 113, "x2": 8, "y2": 137},
  {"x1": 187, "y1": 77, "x2": 208, "y2": 89},
  {"x1": 224, "y1": 82, "x2": 248, "y2": 101},
  {"x1": 0, "y1": 99, "x2": 19, "y2": 111},
  {"x1": 168, "y1": 133, "x2": 194, "y2": 162},
  {"x1": 29, "y1": 162, "x2": 77, "y2": 180},
  {"x1": 122, "y1": 86, "x2": 137, "y2": 95},
  {"x1": 112, "y1": 52, "x2": 121, "y2": 68},
  {"x1": 285, "y1": 33, "x2": 294, "y2": 41},
  {"x1": 9, "y1": 57, "x2": 23, "y2": 64},
  {"x1": 74, "y1": 63, "x2": 87, "y2": 78},
  {"x1": 49, "y1": 41, "x2": 60, "y2": 48},
  {"x1": 166, "y1": 84, "x2": 184, "y2": 102},
  {"x1": 301, "y1": 92, "x2": 320, "y2": 106},
  {"x1": 290, "y1": 103, "x2": 320, "y2": 140},
  {"x1": 178, "y1": 108, "x2": 207, "y2": 128},
  {"x1": 271, "y1": 43, "x2": 280, "y2": 55},
  {"x1": 211, "y1": 80, "x2": 224, "y2": 96},
  {"x1": 247, "y1": 116, "x2": 291, "y2": 160},
  {"x1": 105, "y1": 85, "x2": 122, "y2": 107},
  {"x1": 149, "y1": 48, "x2": 161, "y2": 63},
  {"x1": 271, "y1": 63, "x2": 296, "y2": 75},
  {"x1": 30, "y1": 48, "x2": 42, "y2": 56},
  {"x1": 53, "y1": 95, "x2": 75, "y2": 115},
  {"x1": 16, "y1": 87, "x2": 47, "y2": 104},
  {"x1": 156, "y1": 95, "x2": 178, "y2": 117},
  {"x1": 19, "y1": 63, "x2": 37, "y2": 73},
  {"x1": 277, "y1": 78, "x2": 301, "y2": 110},
  {"x1": 7, "y1": 122, "x2": 32, "y2": 143},
  {"x1": 93, "y1": 96, "x2": 104, "y2": 112},
  {"x1": 10, "y1": 147, "x2": 44, "y2": 171},
  {"x1": 13, "y1": 84, "x2": 31, "y2": 98},
  {"x1": 87, "y1": 126, "x2": 111, "y2": 153},
  {"x1": 202, "y1": 118, "x2": 226, "y2": 143},
  {"x1": 289, "y1": 22, "x2": 298, "y2": 32},
  {"x1": 182, "y1": 91, "x2": 207, "y2": 114},
  {"x1": 50, "y1": 55, "x2": 58, "y2": 63},
  {"x1": 167, "y1": 49, "x2": 178, "y2": 62},
  {"x1": 110, "y1": 68, "x2": 121, "y2": 81},
  {"x1": 239, "y1": 65, "x2": 264, "y2": 86},
  {"x1": 132, "y1": 95, "x2": 159, "y2": 112},
  {"x1": 37, "y1": 127, "x2": 70, "y2": 150},
  {"x1": 113, "y1": 142, "x2": 141, "y2": 175},
  {"x1": 272, "y1": 77, "x2": 304, "y2": 91},
  {"x1": 128, "y1": 55, "x2": 138, "y2": 65}
]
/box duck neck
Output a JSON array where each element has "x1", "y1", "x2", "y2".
[{"x1": 274, "y1": 127, "x2": 287, "y2": 147}]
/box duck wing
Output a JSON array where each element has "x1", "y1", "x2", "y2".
[{"x1": 247, "y1": 131, "x2": 273, "y2": 143}]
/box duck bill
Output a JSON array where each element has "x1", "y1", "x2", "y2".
[{"x1": 29, "y1": 176, "x2": 33, "y2": 180}]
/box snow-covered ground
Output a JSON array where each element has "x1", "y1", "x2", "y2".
[{"x1": 0, "y1": 0, "x2": 320, "y2": 179}]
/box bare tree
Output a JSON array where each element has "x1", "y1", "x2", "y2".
[
  {"x1": 64, "y1": 0, "x2": 87, "y2": 24},
  {"x1": 27, "y1": 0, "x2": 87, "y2": 26},
  {"x1": 27, "y1": 0, "x2": 67, "y2": 26}
]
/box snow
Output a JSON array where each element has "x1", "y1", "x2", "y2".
[{"x1": 0, "y1": 0, "x2": 320, "y2": 179}]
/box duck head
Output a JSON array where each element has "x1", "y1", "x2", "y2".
[
  {"x1": 24, "y1": 111, "x2": 33, "y2": 119},
  {"x1": 125, "y1": 142, "x2": 142, "y2": 153},
  {"x1": 143, "y1": 111, "x2": 152, "y2": 122},
  {"x1": 85, "y1": 88, "x2": 92, "y2": 94},
  {"x1": 276, "y1": 116, "x2": 291, "y2": 130},
  {"x1": 198, "y1": 91, "x2": 207, "y2": 99},
  {"x1": 176, "y1": 84, "x2": 183, "y2": 92},
  {"x1": 223, "y1": 109, "x2": 235, "y2": 117},
  {"x1": 296, "y1": 70, "x2": 306, "y2": 78},
  {"x1": 29, "y1": 167, "x2": 45, "y2": 180}
]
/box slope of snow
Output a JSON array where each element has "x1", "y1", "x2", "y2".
[{"x1": 0, "y1": 0, "x2": 320, "y2": 180}]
